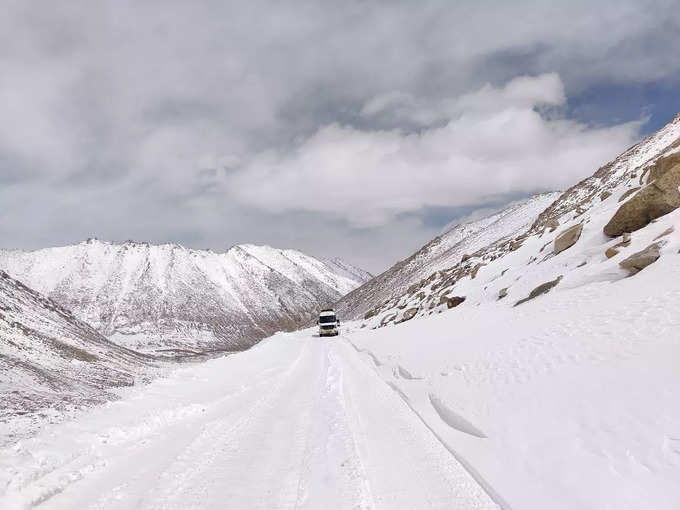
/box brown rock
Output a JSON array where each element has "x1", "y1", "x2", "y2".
[
  {"x1": 364, "y1": 308, "x2": 378, "y2": 320},
  {"x1": 514, "y1": 275, "x2": 563, "y2": 306},
  {"x1": 470, "y1": 263, "x2": 485, "y2": 279},
  {"x1": 605, "y1": 247, "x2": 619, "y2": 259},
  {"x1": 398, "y1": 307, "x2": 418, "y2": 323},
  {"x1": 546, "y1": 219, "x2": 560, "y2": 232},
  {"x1": 554, "y1": 223, "x2": 584, "y2": 254},
  {"x1": 648, "y1": 152, "x2": 680, "y2": 183},
  {"x1": 446, "y1": 296, "x2": 466, "y2": 308},
  {"x1": 604, "y1": 163, "x2": 680, "y2": 237},
  {"x1": 600, "y1": 191, "x2": 612, "y2": 201},
  {"x1": 618, "y1": 187, "x2": 641, "y2": 202},
  {"x1": 498, "y1": 288, "x2": 508, "y2": 300},
  {"x1": 461, "y1": 253, "x2": 471, "y2": 263},
  {"x1": 619, "y1": 242, "x2": 662, "y2": 275}
]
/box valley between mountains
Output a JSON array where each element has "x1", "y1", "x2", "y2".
[{"x1": 2, "y1": 114, "x2": 680, "y2": 509}]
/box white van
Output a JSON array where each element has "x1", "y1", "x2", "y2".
[{"x1": 318, "y1": 308, "x2": 340, "y2": 337}]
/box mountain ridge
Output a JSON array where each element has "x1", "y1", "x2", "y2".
[{"x1": 0, "y1": 240, "x2": 371, "y2": 353}]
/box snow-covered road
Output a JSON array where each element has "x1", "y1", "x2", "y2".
[{"x1": 0, "y1": 333, "x2": 499, "y2": 510}]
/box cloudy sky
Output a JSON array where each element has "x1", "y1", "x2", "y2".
[{"x1": 2, "y1": 1, "x2": 679, "y2": 272}]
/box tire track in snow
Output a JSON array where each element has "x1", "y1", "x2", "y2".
[
  {"x1": 134, "y1": 339, "x2": 320, "y2": 510},
  {"x1": 8, "y1": 340, "x2": 311, "y2": 510},
  {"x1": 293, "y1": 343, "x2": 375, "y2": 509},
  {"x1": 334, "y1": 339, "x2": 499, "y2": 510}
]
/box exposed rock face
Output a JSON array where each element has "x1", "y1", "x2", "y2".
[
  {"x1": 498, "y1": 288, "x2": 508, "y2": 300},
  {"x1": 619, "y1": 243, "x2": 663, "y2": 275},
  {"x1": 446, "y1": 296, "x2": 466, "y2": 308},
  {"x1": 600, "y1": 191, "x2": 612, "y2": 201},
  {"x1": 364, "y1": 308, "x2": 378, "y2": 320},
  {"x1": 647, "y1": 151, "x2": 680, "y2": 183},
  {"x1": 618, "y1": 187, "x2": 641, "y2": 202},
  {"x1": 515, "y1": 276, "x2": 563, "y2": 306},
  {"x1": 604, "y1": 161, "x2": 680, "y2": 237},
  {"x1": 554, "y1": 224, "x2": 584, "y2": 255},
  {"x1": 398, "y1": 307, "x2": 418, "y2": 323},
  {"x1": 545, "y1": 219, "x2": 560, "y2": 232},
  {"x1": 470, "y1": 263, "x2": 485, "y2": 279}
]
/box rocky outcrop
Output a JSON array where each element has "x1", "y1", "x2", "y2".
[
  {"x1": 398, "y1": 307, "x2": 418, "y2": 323},
  {"x1": 498, "y1": 288, "x2": 508, "y2": 300},
  {"x1": 618, "y1": 187, "x2": 641, "y2": 202},
  {"x1": 605, "y1": 247, "x2": 620, "y2": 259},
  {"x1": 446, "y1": 296, "x2": 466, "y2": 308},
  {"x1": 619, "y1": 243, "x2": 663, "y2": 275},
  {"x1": 515, "y1": 276, "x2": 563, "y2": 306},
  {"x1": 600, "y1": 191, "x2": 612, "y2": 201},
  {"x1": 604, "y1": 160, "x2": 680, "y2": 237},
  {"x1": 545, "y1": 219, "x2": 560, "y2": 232},
  {"x1": 554, "y1": 224, "x2": 584, "y2": 255},
  {"x1": 470, "y1": 263, "x2": 485, "y2": 279},
  {"x1": 647, "y1": 151, "x2": 680, "y2": 183}
]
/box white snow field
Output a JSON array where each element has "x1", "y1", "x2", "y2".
[
  {"x1": 2, "y1": 244, "x2": 679, "y2": 510},
  {"x1": 0, "y1": 333, "x2": 497, "y2": 510}
]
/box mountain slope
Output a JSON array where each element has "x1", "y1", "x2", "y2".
[
  {"x1": 0, "y1": 270, "x2": 154, "y2": 445},
  {"x1": 0, "y1": 241, "x2": 371, "y2": 353},
  {"x1": 355, "y1": 112, "x2": 680, "y2": 328},
  {"x1": 335, "y1": 192, "x2": 561, "y2": 320}
]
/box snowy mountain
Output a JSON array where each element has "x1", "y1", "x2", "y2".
[
  {"x1": 354, "y1": 112, "x2": 680, "y2": 328},
  {"x1": 0, "y1": 241, "x2": 371, "y2": 353},
  {"x1": 335, "y1": 192, "x2": 561, "y2": 320},
  {"x1": 0, "y1": 270, "x2": 154, "y2": 445}
]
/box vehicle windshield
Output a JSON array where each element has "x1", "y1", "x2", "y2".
[{"x1": 319, "y1": 315, "x2": 336, "y2": 324}]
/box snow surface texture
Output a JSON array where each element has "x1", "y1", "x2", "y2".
[
  {"x1": 347, "y1": 246, "x2": 680, "y2": 510},
  {"x1": 0, "y1": 271, "x2": 155, "y2": 446},
  {"x1": 335, "y1": 192, "x2": 561, "y2": 320},
  {"x1": 354, "y1": 112, "x2": 680, "y2": 327},
  {"x1": 0, "y1": 242, "x2": 371, "y2": 353},
  {"x1": 0, "y1": 332, "x2": 499, "y2": 510}
]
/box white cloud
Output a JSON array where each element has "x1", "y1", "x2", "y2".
[{"x1": 226, "y1": 74, "x2": 641, "y2": 227}]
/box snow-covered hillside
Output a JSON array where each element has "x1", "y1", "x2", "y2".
[
  {"x1": 356, "y1": 112, "x2": 680, "y2": 328},
  {"x1": 335, "y1": 192, "x2": 560, "y2": 320},
  {"x1": 0, "y1": 241, "x2": 371, "y2": 353},
  {"x1": 0, "y1": 270, "x2": 154, "y2": 446}
]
